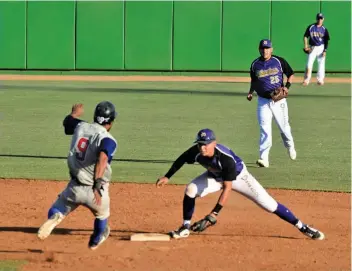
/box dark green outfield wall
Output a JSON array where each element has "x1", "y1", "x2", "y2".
[{"x1": 0, "y1": 1, "x2": 350, "y2": 72}]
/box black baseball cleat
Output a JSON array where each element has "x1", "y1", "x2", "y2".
[
  {"x1": 300, "y1": 225, "x2": 325, "y2": 240},
  {"x1": 169, "y1": 224, "x2": 191, "y2": 239},
  {"x1": 256, "y1": 159, "x2": 269, "y2": 168}
]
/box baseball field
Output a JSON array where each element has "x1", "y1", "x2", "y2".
[{"x1": 0, "y1": 74, "x2": 350, "y2": 271}]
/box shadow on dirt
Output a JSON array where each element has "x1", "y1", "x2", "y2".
[
  {"x1": 0, "y1": 226, "x2": 156, "y2": 235},
  {"x1": 0, "y1": 226, "x2": 300, "y2": 241}
]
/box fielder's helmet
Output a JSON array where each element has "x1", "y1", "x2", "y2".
[
  {"x1": 194, "y1": 128, "x2": 216, "y2": 144},
  {"x1": 93, "y1": 101, "x2": 117, "y2": 125}
]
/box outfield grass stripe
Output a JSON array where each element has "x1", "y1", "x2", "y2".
[{"x1": 0, "y1": 81, "x2": 350, "y2": 192}]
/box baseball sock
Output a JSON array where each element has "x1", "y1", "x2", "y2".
[
  {"x1": 48, "y1": 207, "x2": 63, "y2": 219},
  {"x1": 183, "y1": 194, "x2": 195, "y2": 225},
  {"x1": 91, "y1": 218, "x2": 108, "y2": 243},
  {"x1": 274, "y1": 202, "x2": 300, "y2": 226}
]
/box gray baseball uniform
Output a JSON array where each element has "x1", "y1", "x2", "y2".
[
  {"x1": 37, "y1": 102, "x2": 118, "y2": 249},
  {"x1": 52, "y1": 116, "x2": 117, "y2": 219}
]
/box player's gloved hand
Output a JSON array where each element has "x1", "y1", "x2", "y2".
[
  {"x1": 283, "y1": 87, "x2": 289, "y2": 96},
  {"x1": 303, "y1": 47, "x2": 312, "y2": 54},
  {"x1": 191, "y1": 214, "x2": 217, "y2": 232},
  {"x1": 270, "y1": 87, "x2": 288, "y2": 102},
  {"x1": 71, "y1": 103, "x2": 84, "y2": 118},
  {"x1": 156, "y1": 176, "x2": 169, "y2": 188},
  {"x1": 93, "y1": 178, "x2": 105, "y2": 206},
  {"x1": 247, "y1": 93, "x2": 253, "y2": 101}
]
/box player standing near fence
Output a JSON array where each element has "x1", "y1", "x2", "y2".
[{"x1": 302, "y1": 13, "x2": 330, "y2": 86}]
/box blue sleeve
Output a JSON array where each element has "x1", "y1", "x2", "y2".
[
  {"x1": 100, "y1": 137, "x2": 117, "y2": 163},
  {"x1": 63, "y1": 115, "x2": 83, "y2": 135}
]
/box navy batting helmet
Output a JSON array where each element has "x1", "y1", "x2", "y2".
[{"x1": 93, "y1": 101, "x2": 117, "y2": 125}]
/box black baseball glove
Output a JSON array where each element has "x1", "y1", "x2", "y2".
[
  {"x1": 191, "y1": 215, "x2": 217, "y2": 232},
  {"x1": 303, "y1": 47, "x2": 312, "y2": 54},
  {"x1": 93, "y1": 178, "x2": 105, "y2": 196}
]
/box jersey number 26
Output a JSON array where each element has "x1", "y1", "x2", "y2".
[{"x1": 76, "y1": 137, "x2": 89, "y2": 161}]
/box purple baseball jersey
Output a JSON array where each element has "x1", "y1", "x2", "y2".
[
  {"x1": 304, "y1": 24, "x2": 330, "y2": 49},
  {"x1": 164, "y1": 143, "x2": 244, "y2": 181},
  {"x1": 250, "y1": 55, "x2": 294, "y2": 98}
]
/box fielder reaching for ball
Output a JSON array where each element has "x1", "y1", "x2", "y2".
[
  {"x1": 37, "y1": 102, "x2": 118, "y2": 250},
  {"x1": 156, "y1": 129, "x2": 324, "y2": 240},
  {"x1": 302, "y1": 13, "x2": 330, "y2": 86},
  {"x1": 247, "y1": 39, "x2": 296, "y2": 168}
]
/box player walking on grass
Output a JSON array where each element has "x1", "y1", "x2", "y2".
[
  {"x1": 156, "y1": 128, "x2": 325, "y2": 241},
  {"x1": 37, "y1": 102, "x2": 118, "y2": 250},
  {"x1": 247, "y1": 39, "x2": 296, "y2": 168}
]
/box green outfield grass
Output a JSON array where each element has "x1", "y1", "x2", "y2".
[
  {"x1": 0, "y1": 70, "x2": 350, "y2": 77},
  {"x1": 0, "y1": 80, "x2": 350, "y2": 192},
  {"x1": 0, "y1": 260, "x2": 25, "y2": 271}
]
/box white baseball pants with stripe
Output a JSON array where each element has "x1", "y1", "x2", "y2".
[
  {"x1": 185, "y1": 164, "x2": 278, "y2": 212},
  {"x1": 257, "y1": 96, "x2": 295, "y2": 162},
  {"x1": 304, "y1": 44, "x2": 326, "y2": 83}
]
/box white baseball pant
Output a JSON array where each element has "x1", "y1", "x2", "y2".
[
  {"x1": 304, "y1": 44, "x2": 326, "y2": 84},
  {"x1": 185, "y1": 164, "x2": 278, "y2": 212},
  {"x1": 257, "y1": 96, "x2": 295, "y2": 162}
]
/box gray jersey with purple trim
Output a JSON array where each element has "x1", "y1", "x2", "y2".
[{"x1": 67, "y1": 122, "x2": 117, "y2": 185}]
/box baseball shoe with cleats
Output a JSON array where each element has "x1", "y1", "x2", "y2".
[
  {"x1": 317, "y1": 81, "x2": 324, "y2": 86},
  {"x1": 302, "y1": 80, "x2": 309, "y2": 86},
  {"x1": 169, "y1": 224, "x2": 190, "y2": 239},
  {"x1": 256, "y1": 159, "x2": 269, "y2": 168},
  {"x1": 300, "y1": 225, "x2": 325, "y2": 240},
  {"x1": 37, "y1": 212, "x2": 65, "y2": 240},
  {"x1": 89, "y1": 225, "x2": 110, "y2": 250},
  {"x1": 288, "y1": 147, "x2": 297, "y2": 160}
]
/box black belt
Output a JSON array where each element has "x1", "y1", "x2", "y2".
[
  {"x1": 257, "y1": 92, "x2": 272, "y2": 99},
  {"x1": 71, "y1": 176, "x2": 91, "y2": 186}
]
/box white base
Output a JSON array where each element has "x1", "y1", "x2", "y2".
[{"x1": 130, "y1": 233, "x2": 170, "y2": 242}]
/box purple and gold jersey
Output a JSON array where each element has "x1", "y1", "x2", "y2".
[
  {"x1": 250, "y1": 55, "x2": 294, "y2": 98},
  {"x1": 304, "y1": 24, "x2": 330, "y2": 48},
  {"x1": 164, "y1": 144, "x2": 244, "y2": 181}
]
